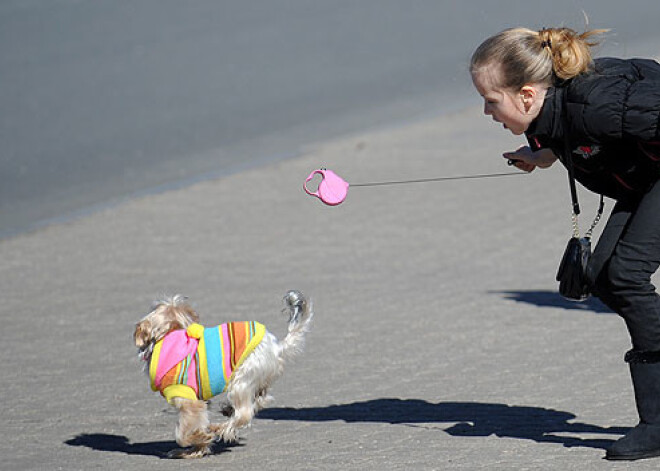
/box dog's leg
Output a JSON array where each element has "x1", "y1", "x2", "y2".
[
  {"x1": 218, "y1": 384, "x2": 259, "y2": 443},
  {"x1": 254, "y1": 388, "x2": 274, "y2": 412},
  {"x1": 208, "y1": 390, "x2": 270, "y2": 441},
  {"x1": 215, "y1": 387, "x2": 270, "y2": 420},
  {"x1": 167, "y1": 398, "x2": 214, "y2": 459}
]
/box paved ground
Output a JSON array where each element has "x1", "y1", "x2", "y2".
[{"x1": 3, "y1": 106, "x2": 658, "y2": 470}]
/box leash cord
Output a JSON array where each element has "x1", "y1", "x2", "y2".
[{"x1": 350, "y1": 171, "x2": 526, "y2": 187}]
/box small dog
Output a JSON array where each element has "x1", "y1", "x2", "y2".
[{"x1": 134, "y1": 290, "x2": 312, "y2": 458}]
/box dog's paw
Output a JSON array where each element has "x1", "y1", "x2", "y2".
[
  {"x1": 167, "y1": 445, "x2": 210, "y2": 459},
  {"x1": 208, "y1": 423, "x2": 227, "y2": 436},
  {"x1": 166, "y1": 448, "x2": 187, "y2": 459}
]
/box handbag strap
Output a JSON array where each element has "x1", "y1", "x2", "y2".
[
  {"x1": 561, "y1": 88, "x2": 581, "y2": 217},
  {"x1": 585, "y1": 194, "x2": 605, "y2": 238},
  {"x1": 561, "y1": 87, "x2": 604, "y2": 238}
]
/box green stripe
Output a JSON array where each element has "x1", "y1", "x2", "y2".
[
  {"x1": 178, "y1": 356, "x2": 189, "y2": 385},
  {"x1": 195, "y1": 352, "x2": 201, "y2": 394}
]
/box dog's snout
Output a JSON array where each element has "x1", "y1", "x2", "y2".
[{"x1": 134, "y1": 320, "x2": 151, "y2": 348}]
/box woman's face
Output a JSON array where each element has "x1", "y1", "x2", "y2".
[{"x1": 471, "y1": 64, "x2": 541, "y2": 136}]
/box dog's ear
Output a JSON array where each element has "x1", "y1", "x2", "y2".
[
  {"x1": 134, "y1": 320, "x2": 151, "y2": 348},
  {"x1": 180, "y1": 304, "x2": 200, "y2": 324}
]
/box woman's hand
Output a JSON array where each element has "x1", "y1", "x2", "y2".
[{"x1": 503, "y1": 146, "x2": 558, "y2": 172}]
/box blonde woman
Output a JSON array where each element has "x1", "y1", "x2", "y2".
[{"x1": 471, "y1": 27, "x2": 660, "y2": 461}]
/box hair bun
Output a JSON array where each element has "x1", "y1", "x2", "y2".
[{"x1": 539, "y1": 27, "x2": 606, "y2": 80}]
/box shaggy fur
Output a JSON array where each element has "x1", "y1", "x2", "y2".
[{"x1": 134, "y1": 290, "x2": 312, "y2": 458}]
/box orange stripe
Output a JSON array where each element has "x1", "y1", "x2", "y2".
[
  {"x1": 161, "y1": 364, "x2": 181, "y2": 390},
  {"x1": 231, "y1": 322, "x2": 249, "y2": 369}
]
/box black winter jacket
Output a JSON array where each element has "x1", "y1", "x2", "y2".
[{"x1": 526, "y1": 57, "x2": 660, "y2": 200}]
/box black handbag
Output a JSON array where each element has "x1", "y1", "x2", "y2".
[
  {"x1": 556, "y1": 235, "x2": 593, "y2": 301},
  {"x1": 556, "y1": 97, "x2": 604, "y2": 301},
  {"x1": 555, "y1": 180, "x2": 604, "y2": 300}
]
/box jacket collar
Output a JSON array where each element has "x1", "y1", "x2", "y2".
[{"x1": 526, "y1": 86, "x2": 566, "y2": 142}]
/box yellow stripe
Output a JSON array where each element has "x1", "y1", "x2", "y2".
[
  {"x1": 197, "y1": 331, "x2": 211, "y2": 400},
  {"x1": 149, "y1": 339, "x2": 163, "y2": 392},
  {"x1": 162, "y1": 385, "x2": 197, "y2": 404}
]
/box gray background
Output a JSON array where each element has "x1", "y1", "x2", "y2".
[{"x1": 2, "y1": 0, "x2": 659, "y2": 238}]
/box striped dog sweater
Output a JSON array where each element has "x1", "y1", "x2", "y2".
[{"x1": 149, "y1": 322, "x2": 266, "y2": 403}]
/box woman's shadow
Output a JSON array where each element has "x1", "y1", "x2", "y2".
[
  {"x1": 493, "y1": 289, "x2": 613, "y2": 314},
  {"x1": 66, "y1": 399, "x2": 626, "y2": 455},
  {"x1": 258, "y1": 398, "x2": 627, "y2": 450}
]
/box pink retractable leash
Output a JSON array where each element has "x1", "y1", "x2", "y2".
[
  {"x1": 303, "y1": 168, "x2": 524, "y2": 206},
  {"x1": 303, "y1": 169, "x2": 350, "y2": 206}
]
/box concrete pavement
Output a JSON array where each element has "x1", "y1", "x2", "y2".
[{"x1": 2, "y1": 106, "x2": 656, "y2": 470}]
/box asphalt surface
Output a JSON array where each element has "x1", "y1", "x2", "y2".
[{"x1": 4, "y1": 106, "x2": 660, "y2": 470}]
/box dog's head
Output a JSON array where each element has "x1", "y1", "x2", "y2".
[{"x1": 134, "y1": 295, "x2": 199, "y2": 361}]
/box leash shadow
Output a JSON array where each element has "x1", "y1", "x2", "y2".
[
  {"x1": 258, "y1": 398, "x2": 626, "y2": 450},
  {"x1": 64, "y1": 433, "x2": 240, "y2": 458},
  {"x1": 493, "y1": 289, "x2": 613, "y2": 314}
]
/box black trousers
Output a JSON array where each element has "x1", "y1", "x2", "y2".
[{"x1": 588, "y1": 179, "x2": 660, "y2": 352}]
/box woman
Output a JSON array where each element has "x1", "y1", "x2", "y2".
[{"x1": 470, "y1": 27, "x2": 660, "y2": 460}]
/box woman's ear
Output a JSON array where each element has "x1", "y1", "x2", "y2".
[
  {"x1": 520, "y1": 84, "x2": 546, "y2": 115},
  {"x1": 520, "y1": 85, "x2": 537, "y2": 112}
]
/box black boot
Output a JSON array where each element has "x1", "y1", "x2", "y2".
[{"x1": 606, "y1": 351, "x2": 660, "y2": 460}]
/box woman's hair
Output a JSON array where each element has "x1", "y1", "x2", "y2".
[{"x1": 470, "y1": 27, "x2": 607, "y2": 90}]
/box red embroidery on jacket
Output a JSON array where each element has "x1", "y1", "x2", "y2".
[{"x1": 574, "y1": 145, "x2": 601, "y2": 158}]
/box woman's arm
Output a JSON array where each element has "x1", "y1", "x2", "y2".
[{"x1": 503, "y1": 146, "x2": 558, "y2": 172}]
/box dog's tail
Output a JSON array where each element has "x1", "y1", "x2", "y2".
[{"x1": 280, "y1": 290, "x2": 313, "y2": 361}]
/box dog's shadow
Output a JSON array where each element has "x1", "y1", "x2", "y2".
[
  {"x1": 64, "y1": 433, "x2": 241, "y2": 458},
  {"x1": 258, "y1": 398, "x2": 627, "y2": 450}
]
